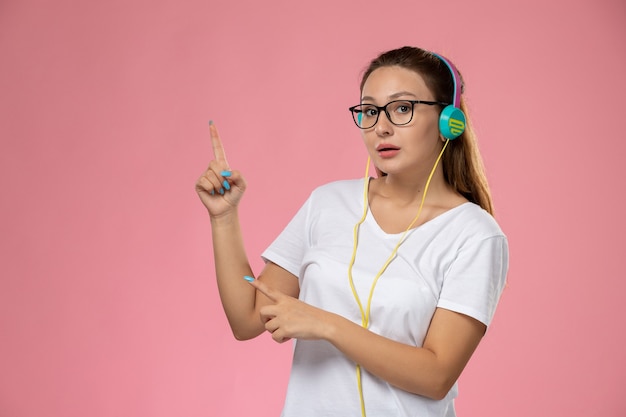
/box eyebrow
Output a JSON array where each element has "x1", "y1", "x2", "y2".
[{"x1": 361, "y1": 91, "x2": 418, "y2": 102}]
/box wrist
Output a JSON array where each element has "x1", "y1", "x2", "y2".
[
  {"x1": 321, "y1": 311, "x2": 346, "y2": 343},
  {"x1": 210, "y1": 209, "x2": 239, "y2": 227}
]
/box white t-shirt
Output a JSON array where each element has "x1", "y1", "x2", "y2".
[{"x1": 262, "y1": 179, "x2": 509, "y2": 417}]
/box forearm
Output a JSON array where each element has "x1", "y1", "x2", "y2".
[
  {"x1": 324, "y1": 313, "x2": 460, "y2": 400},
  {"x1": 210, "y1": 211, "x2": 264, "y2": 340},
  {"x1": 253, "y1": 279, "x2": 470, "y2": 399}
]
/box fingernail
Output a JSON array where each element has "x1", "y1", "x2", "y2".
[
  {"x1": 209, "y1": 120, "x2": 214, "y2": 125},
  {"x1": 219, "y1": 188, "x2": 224, "y2": 195},
  {"x1": 243, "y1": 276, "x2": 255, "y2": 282},
  {"x1": 210, "y1": 190, "x2": 215, "y2": 195},
  {"x1": 222, "y1": 180, "x2": 230, "y2": 190},
  {"x1": 220, "y1": 170, "x2": 232, "y2": 177}
]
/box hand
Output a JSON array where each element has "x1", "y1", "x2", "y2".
[
  {"x1": 195, "y1": 122, "x2": 247, "y2": 217},
  {"x1": 247, "y1": 278, "x2": 331, "y2": 343}
]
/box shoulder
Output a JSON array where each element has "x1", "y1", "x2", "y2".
[
  {"x1": 295, "y1": 179, "x2": 367, "y2": 224},
  {"x1": 308, "y1": 178, "x2": 365, "y2": 201},
  {"x1": 443, "y1": 203, "x2": 507, "y2": 244}
]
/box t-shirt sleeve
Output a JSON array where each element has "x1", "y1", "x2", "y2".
[
  {"x1": 437, "y1": 235, "x2": 509, "y2": 327},
  {"x1": 261, "y1": 196, "x2": 312, "y2": 278}
]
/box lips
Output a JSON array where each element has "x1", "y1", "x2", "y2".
[
  {"x1": 376, "y1": 143, "x2": 400, "y2": 152},
  {"x1": 376, "y1": 143, "x2": 400, "y2": 158}
]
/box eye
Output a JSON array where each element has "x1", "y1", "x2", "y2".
[
  {"x1": 362, "y1": 105, "x2": 378, "y2": 118},
  {"x1": 392, "y1": 101, "x2": 412, "y2": 114}
]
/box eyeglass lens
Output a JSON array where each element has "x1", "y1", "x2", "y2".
[{"x1": 353, "y1": 100, "x2": 414, "y2": 129}]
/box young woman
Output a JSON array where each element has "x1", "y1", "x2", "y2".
[{"x1": 196, "y1": 46, "x2": 508, "y2": 417}]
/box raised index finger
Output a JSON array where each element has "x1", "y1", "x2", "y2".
[{"x1": 209, "y1": 121, "x2": 229, "y2": 165}]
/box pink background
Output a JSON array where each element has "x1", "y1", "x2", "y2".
[{"x1": 1, "y1": 0, "x2": 624, "y2": 416}]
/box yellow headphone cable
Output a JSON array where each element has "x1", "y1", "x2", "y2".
[{"x1": 347, "y1": 139, "x2": 450, "y2": 417}]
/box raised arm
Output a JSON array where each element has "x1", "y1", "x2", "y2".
[{"x1": 195, "y1": 122, "x2": 298, "y2": 340}]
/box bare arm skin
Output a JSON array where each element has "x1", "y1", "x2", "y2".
[
  {"x1": 195, "y1": 122, "x2": 299, "y2": 340},
  {"x1": 197, "y1": 123, "x2": 485, "y2": 400},
  {"x1": 249, "y1": 278, "x2": 485, "y2": 400}
]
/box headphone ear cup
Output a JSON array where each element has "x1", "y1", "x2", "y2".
[{"x1": 439, "y1": 105, "x2": 466, "y2": 140}]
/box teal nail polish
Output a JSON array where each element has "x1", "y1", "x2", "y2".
[
  {"x1": 209, "y1": 120, "x2": 214, "y2": 125},
  {"x1": 243, "y1": 276, "x2": 255, "y2": 282},
  {"x1": 222, "y1": 180, "x2": 230, "y2": 190},
  {"x1": 219, "y1": 188, "x2": 224, "y2": 195},
  {"x1": 220, "y1": 170, "x2": 232, "y2": 177},
  {"x1": 210, "y1": 190, "x2": 215, "y2": 195}
]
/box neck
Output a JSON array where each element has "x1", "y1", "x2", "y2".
[
  {"x1": 368, "y1": 139, "x2": 451, "y2": 207},
  {"x1": 377, "y1": 167, "x2": 447, "y2": 206}
]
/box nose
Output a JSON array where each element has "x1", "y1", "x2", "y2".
[{"x1": 374, "y1": 111, "x2": 393, "y2": 136}]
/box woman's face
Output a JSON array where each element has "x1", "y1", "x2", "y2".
[{"x1": 360, "y1": 65, "x2": 442, "y2": 177}]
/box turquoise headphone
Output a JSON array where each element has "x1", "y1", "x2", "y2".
[{"x1": 432, "y1": 53, "x2": 466, "y2": 140}]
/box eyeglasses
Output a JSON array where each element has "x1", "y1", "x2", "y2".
[{"x1": 348, "y1": 99, "x2": 448, "y2": 129}]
